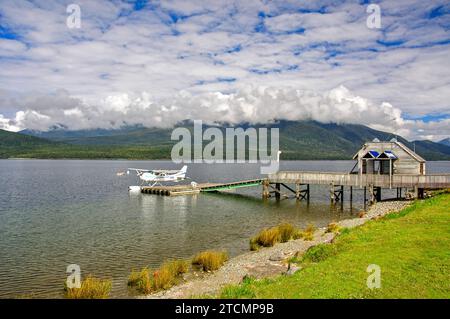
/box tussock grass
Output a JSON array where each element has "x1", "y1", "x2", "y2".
[
  {"x1": 304, "y1": 223, "x2": 316, "y2": 234},
  {"x1": 153, "y1": 266, "x2": 175, "y2": 290},
  {"x1": 128, "y1": 268, "x2": 153, "y2": 294},
  {"x1": 165, "y1": 259, "x2": 190, "y2": 276},
  {"x1": 325, "y1": 222, "x2": 341, "y2": 234},
  {"x1": 154, "y1": 259, "x2": 190, "y2": 290},
  {"x1": 292, "y1": 230, "x2": 304, "y2": 240},
  {"x1": 252, "y1": 227, "x2": 281, "y2": 247},
  {"x1": 302, "y1": 232, "x2": 313, "y2": 241},
  {"x1": 249, "y1": 238, "x2": 260, "y2": 251},
  {"x1": 192, "y1": 250, "x2": 228, "y2": 271},
  {"x1": 250, "y1": 223, "x2": 317, "y2": 250},
  {"x1": 291, "y1": 223, "x2": 316, "y2": 241},
  {"x1": 277, "y1": 223, "x2": 297, "y2": 242},
  {"x1": 302, "y1": 223, "x2": 316, "y2": 241},
  {"x1": 64, "y1": 275, "x2": 112, "y2": 299},
  {"x1": 128, "y1": 259, "x2": 190, "y2": 294}
]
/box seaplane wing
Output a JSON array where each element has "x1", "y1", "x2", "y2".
[
  {"x1": 127, "y1": 168, "x2": 182, "y2": 175},
  {"x1": 127, "y1": 168, "x2": 151, "y2": 172}
]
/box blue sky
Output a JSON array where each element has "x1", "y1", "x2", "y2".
[{"x1": 0, "y1": 0, "x2": 449, "y2": 140}]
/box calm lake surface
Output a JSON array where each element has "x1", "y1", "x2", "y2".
[{"x1": 0, "y1": 160, "x2": 449, "y2": 298}]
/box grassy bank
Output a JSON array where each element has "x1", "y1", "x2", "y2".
[{"x1": 220, "y1": 193, "x2": 450, "y2": 299}]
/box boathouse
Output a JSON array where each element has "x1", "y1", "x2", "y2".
[
  {"x1": 267, "y1": 139, "x2": 450, "y2": 204},
  {"x1": 352, "y1": 139, "x2": 426, "y2": 176}
]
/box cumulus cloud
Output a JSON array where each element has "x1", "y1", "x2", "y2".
[
  {"x1": 0, "y1": 115, "x2": 19, "y2": 131},
  {"x1": 3, "y1": 85, "x2": 448, "y2": 141}
]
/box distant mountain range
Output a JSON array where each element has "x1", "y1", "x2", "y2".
[
  {"x1": 439, "y1": 138, "x2": 450, "y2": 147},
  {"x1": 1, "y1": 120, "x2": 450, "y2": 160},
  {"x1": 0, "y1": 129, "x2": 59, "y2": 158}
]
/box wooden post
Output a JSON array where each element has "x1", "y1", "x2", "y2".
[
  {"x1": 376, "y1": 187, "x2": 381, "y2": 202},
  {"x1": 330, "y1": 182, "x2": 335, "y2": 204},
  {"x1": 262, "y1": 180, "x2": 270, "y2": 198},
  {"x1": 295, "y1": 183, "x2": 300, "y2": 200},
  {"x1": 275, "y1": 183, "x2": 281, "y2": 200},
  {"x1": 389, "y1": 158, "x2": 392, "y2": 189},
  {"x1": 369, "y1": 184, "x2": 375, "y2": 205},
  {"x1": 363, "y1": 186, "x2": 367, "y2": 208},
  {"x1": 307, "y1": 184, "x2": 310, "y2": 201},
  {"x1": 350, "y1": 186, "x2": 353, "y2": 203},
  {"x1": 418, "y1": 188, "x2": 424, "y2": 199}
]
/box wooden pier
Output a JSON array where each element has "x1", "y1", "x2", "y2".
[
  {"x1": 139, "y1": 171, "x2": 450, "y2": 206},
  {"x1": 141, "y1": 179, "x2": 263, "y2": 196},
  {"x1": 266, "y1": 171, "x2": 450, "y2": 204},
  {"x1": 139, "y1": 141, "x2": 450, "y2": 204}
]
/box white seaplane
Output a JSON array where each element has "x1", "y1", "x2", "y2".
[{"x1": 126, "y1": 165, "x2": 188, "y2": 191}]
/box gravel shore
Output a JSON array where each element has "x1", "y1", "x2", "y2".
[{"x1": 142, "y1": 199, "x2": 411, "y2": 299}]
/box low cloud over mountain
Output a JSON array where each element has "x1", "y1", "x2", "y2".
[{"x1": 1, "y1": 85, "x2": 449, "y2": 141}]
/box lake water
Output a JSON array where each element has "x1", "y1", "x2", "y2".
[{"x1": 0, "y1": 160, "x2": 449, "y2": 298}]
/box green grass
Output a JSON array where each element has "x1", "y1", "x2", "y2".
[{"x1": 218, "y1": 193, "x2": 450, "y2": 298}]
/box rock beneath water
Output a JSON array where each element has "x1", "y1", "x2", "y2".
[
  {"x1": 286, "y1": 264, "x2": 301, "y2": 276},
  {"x1": 269, "y1": 251, "x2": 285, "y2": 261}
]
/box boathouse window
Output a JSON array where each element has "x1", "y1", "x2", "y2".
[
  {"x1": 380, "y1": 160, "x2": 391, "y2": 175},
  {"x1": 360, "y1": 150, "x2": 397, "y2": 175},
  {"x1": 361, "y1": 150, "x2": 380, "y2": 174},
  {"x1": 373, "y1": 160, "x2": 380, "y2": 174},
  {"x1": 377, "y1": 151, "x2": 397, "y2": 175}
]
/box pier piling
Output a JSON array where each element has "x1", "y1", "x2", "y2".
[
  {"x1": 275, "y1": 183, "x2": 281, "y2": 200},
  {"x1": 294, "y1": 183, "x2": 310, "y2": 201}
]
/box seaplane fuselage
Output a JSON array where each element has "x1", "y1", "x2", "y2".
[{"x1": 128, "y1": 165, "x2": 188, "y2": 187}]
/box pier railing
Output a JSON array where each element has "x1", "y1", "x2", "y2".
[{"x1": 268, "y1": 171, "x2": 450, "y2": 188}]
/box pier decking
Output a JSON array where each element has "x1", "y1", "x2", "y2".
[{"x1": 141, "y1": 179, "x2": 263, "y2": 196}]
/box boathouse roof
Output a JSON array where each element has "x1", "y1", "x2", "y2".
[{"x1": 352, "y1": 141, "x2": 426, "y2": 162}]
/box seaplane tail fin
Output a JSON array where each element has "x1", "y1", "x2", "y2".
[{"x1": 180, "y1": 165, "x2": 188, "y2": 174}]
